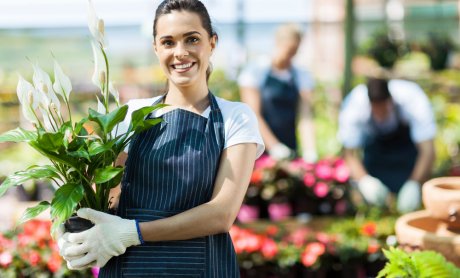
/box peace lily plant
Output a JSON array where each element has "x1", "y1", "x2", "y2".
[{"x1": 0, "y1": 0, "x2": 163, "y2": 233}]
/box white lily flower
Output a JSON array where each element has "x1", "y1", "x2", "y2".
[
  {"x1": 52, "y1": 60, "x2": 72, "y2": 102},
  {"x1": 33, "y1": 63, "x2": 61, "y2": 112},
  {"x1": 91, "y1": 41, "x2": 106, "y2": 90},
  {"x1": 88, "y1": 0, "x2": 105, "y2": 47},
  {"x1": 39, "y1": 106, "x2": 54, "y2": 131},
  {"x1": 109, "y1": 82, "x2": 119, "y2": 105},
  {"x1": 16, "y1": 75, "x2": 39, "y2": 125}
]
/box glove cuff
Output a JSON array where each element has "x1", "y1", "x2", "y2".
[
  {"x1": 135, "y1": 220, "x2": 145, "y2": 245},
  {"x1": 120, "y1": 219, "x2": 142, "y2": 247}
]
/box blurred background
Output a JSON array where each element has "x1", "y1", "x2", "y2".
[{"x1": 2, "y1": 1, "x2": 460, "y2": 277}]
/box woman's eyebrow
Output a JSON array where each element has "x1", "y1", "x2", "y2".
[{"x1": 159, "y1": 31, "x2": 202, "y2": 40}]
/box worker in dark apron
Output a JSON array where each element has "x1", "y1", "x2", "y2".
[
  {"x1": 239, "y1": 23, "x2": 316, "y2": 162},
  {"x1": 57, "y1": 1, "x2": 264, "y2": 276},
  {"x1": 339, "y1": 77, "x2": 436, "y2": 213}
]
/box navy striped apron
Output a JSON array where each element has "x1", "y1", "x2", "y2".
[
  {"x1": 99, "y1": 93, "x2": 240, "y2": 277},
  {"x1": 363, "y1": 106, "x2": 418, "y2": 193},
  {"x1": 260, "y1": 68, "x2": 299, "y2": 151}
]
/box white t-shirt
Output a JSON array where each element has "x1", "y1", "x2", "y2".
[
  {"x1": 116, "y1": 95, "x2": 265, "y2": 158},
  {"x1": 338, "y1": 79, "x2": 436, "y2": 149},
  {"x1": 238, "y1": 62, "x2": 315, "y2": 92}
]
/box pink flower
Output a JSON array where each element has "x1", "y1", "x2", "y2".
[
  {"x1": 254, "y1": 154, "x2": 276, "y2": 169},
  {"x1": 290, "y1": 158, "x2": 314, "y2": 171},
  {"x1": 303, "y1": 173, "x2": 316, "y2": 187},
  {"x1": 301, "y1": 252, "x2": 318, "y2": 267},
  {"x1": 237, "y1": 204, "x2": 260, "y2": 223},
  {"x1": 315, "y1": 232, "x2": 330, "y2": 244},
  {"x1": 28, "y1": 251, "x2": 41, "y2": 266},
  {"x1": 305, "y1": 242, "x2": 326, "y2": 256},
  {"x1": 333, "y1": 163, "x2": 350, "y2": 183},
  {"x1": 313, "y1": 182, "x2": 329, "y2": 198},
  {"x1": 261, "y1": 238, "x2": 278, "y2": 259},
  {"x1": 289, "y1": 228, "x2": 310, "y2": 247},
  {"x1": 47, "y1": 253, "x2": 62, "y2": 273},
  {"x1": 268, "y1": 202, "x2": 292, "y2": 221},
  {"x1": 315, "y1": 161, "x2": 333, "y2": 180},
  {"x1": 0, "y1": 252, "x2": 12, "y2": 267}
]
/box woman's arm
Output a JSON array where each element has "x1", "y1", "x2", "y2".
[{"x1": 139, "y1": 143, "x2": 257, "y2": 241}]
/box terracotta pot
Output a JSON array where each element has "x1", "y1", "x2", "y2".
[
  {"x1": 422, "y1": 177, "x2": 460, "y2": 229},
  {"x1": 395, "y1": 210, "x2": 460, "y2": 266},
  {"x1": 64, "y1": 216, "x2": 94, "y2": 233}
]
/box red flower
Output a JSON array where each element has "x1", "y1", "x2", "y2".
[
  {"x1": 313, "y1": 182, "x2": 329, "y2": 198},
  {"x1": 250, "y1": 169, "x2": 263, "y2": 184},
  {"x1": 361, "y1": 222, "x2": 377, "y2": 237},
  {"x1": 303, "y1": 173, "x2": 316, "y2": 187},
  {"x1": 47, "y1": 252, "x2": 62, "y2": 273},
  {"x1": 28, "y1": 251, "x2": 41, "y2": 266},
  {"x1": 261, "y1": 238, "x2": 278, "y2": 259},
  {"x1": 265, "y1": 225, "x2": 279, "y2": 236},
  {"x1": 367, "y1": 241, "x2": 380, "y2": 254}
]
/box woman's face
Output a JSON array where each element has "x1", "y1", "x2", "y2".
[{"x1": 154, "y1": 11, "x2": 216, "y2": 89}]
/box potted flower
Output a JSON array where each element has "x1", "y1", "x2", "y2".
[{"x1": 0, "y1": 0, "x2": 163, "y2": 234}]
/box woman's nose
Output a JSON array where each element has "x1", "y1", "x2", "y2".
[{"x1": 174, "y1": 43, "x2": 189, "y2": 58}]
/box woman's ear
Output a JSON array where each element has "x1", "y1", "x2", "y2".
[
  {"x1": 210, "y1": 35, "x2": 217, "y2": 53},
  {"x1": 153, "y1": 40, "x2": 158, "y2": 56}
]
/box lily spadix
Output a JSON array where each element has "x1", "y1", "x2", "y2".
[{"x1": 32, "y1": 63, "x2": 61, "y2": 113}]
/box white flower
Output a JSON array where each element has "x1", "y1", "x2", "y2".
[
  {"x1": 96, "y1": 96, "x2": 106, "y2": 114},
  {"x1": 32, "y1": 63, "x2": 61, "y2": 112},
  {"x1": 53, "y1": 60, "x2": 72, "y2": 102},
  {"x1": 87, "y1": 0, "x2": 105, "y2": 47},
  {"x1": 91, "y1": 41, "x2": 106, "y2": 90},
  {"x1": 109, "y1": 82, "x2": 120, "y2": 105},
  {"x1": 16, "y1": 75, "x2": 39, "y2": 125}
]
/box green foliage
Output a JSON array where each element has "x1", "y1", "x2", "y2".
[
  {"x1": 378, "y1": 247, "x2": 460, "y2": 278},
  {"x1": 209, "y1": 69, "x2": 240, "y2": 101},
  {"x1": 420, "y1": 33, "x2": 456, "y2": 71}
]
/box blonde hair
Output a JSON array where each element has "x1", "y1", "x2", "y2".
[{"x1": 275, "y1": 23, "x2": 303, "y2": 43}]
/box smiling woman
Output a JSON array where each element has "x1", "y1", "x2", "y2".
[{"x1": 56, "y1": 1, "x2": 265, "y2": 277}]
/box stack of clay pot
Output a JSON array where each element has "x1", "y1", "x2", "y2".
[{"x1": 395, "y1": 177, "x2": 460, "y2": 266}]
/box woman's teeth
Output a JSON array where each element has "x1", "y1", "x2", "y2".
[{"x1": 174, "y1": 63, "x2": 193, "y2": 69}]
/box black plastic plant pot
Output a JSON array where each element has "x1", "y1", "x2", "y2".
[{"x1": 64, "y1": 216, "x2": 94, "y2": 233}]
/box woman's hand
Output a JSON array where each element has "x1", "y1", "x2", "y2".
[{"x1": 59, "y1": 208, "x2": 141, "y2": 269}]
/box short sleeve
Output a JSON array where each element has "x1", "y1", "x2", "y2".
[
  {"x1": 237, "y1": 64, "x2": 266, "y2": 89},
  {"x1": 295, "y1": 68, "x2": 315, "y2": 92},
  {"x1": 223, "y1": 102, "x2": 265, "y2": 158},
  {"x1": 390, "y1": 80, "x2": 436, "y2": 143},
  {"x1": 337, "y1": 85, "x2": 369, "y2": 149}
]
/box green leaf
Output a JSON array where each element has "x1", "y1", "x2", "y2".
[
  {"x1": 94, "y1": 166, "x2": 124, "y2": 184},
  {"x1": 134, "y1": 118, "x2": 163, "y2": 134},
  {"x1": 37, "y1": 131, "x2": 65, "y2": 153},
  {"x1": 129, "y1": 104, "x2": 166, "y2": 133},
  {"x1": 89, "y1": 105, "x2": 128, "y2": 135},
  {"x1": 88, "y1": 140, "x2": 115, "y2": 156},
  {"x1": 0, "y1": 127, "x2": 37, "y2": 143},
  {"x1": 68, "y1": 145, "x2": 90, "y2": 161},
  {"x1": 0, "y1": 165, "x2": 59, "y2": 198},
  {"x1": 29, "y1": 141, "x2": 80, "y2": 170},
  {"x1": 17, "y1": 201, "x2": 51, "y2": 226},
  {"x1": 50, "y1": 183, "x2": 84, "y2": 223}
]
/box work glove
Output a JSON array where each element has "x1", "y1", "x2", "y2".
[
  {"x1": 60, "y1": 208, "x2": 141, "y2": 269},
  {"x1": 55, "y1": 223, "x2": 85, "y2": 270},
  {"x1": 397, "y1": 180, "x2": 421, "y2": 213},
  {"x1": 268, "y1": 143, "x2": 294, "y2": 161},
  {"x1": 357, "y1": 175, "x2": 389, "y2": 207}
]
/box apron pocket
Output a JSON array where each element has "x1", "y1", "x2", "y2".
[{"x1": 121, "y1": 208, "x2": 206, "y2": 278}]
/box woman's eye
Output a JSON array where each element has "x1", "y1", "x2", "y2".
[
  {"x1": 161, "y1": 40, "x2": 174, "y2": 46},
  {"x1": 187, "y1": 37, "x2": 199, "y2": 44}
]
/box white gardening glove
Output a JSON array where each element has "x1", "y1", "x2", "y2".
[
  {"x1": 268, "y1": 143, "x2": 294, "y2": 161},
  {"x1": 397, "y1": 180, "x2": 421, "y2": 213},
  {"x1": 61, "y1": 208, "x2": 141, "y2": 269},
  {"x1": 357, "y1": 175, "x2": 389, "y2": 206}
]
